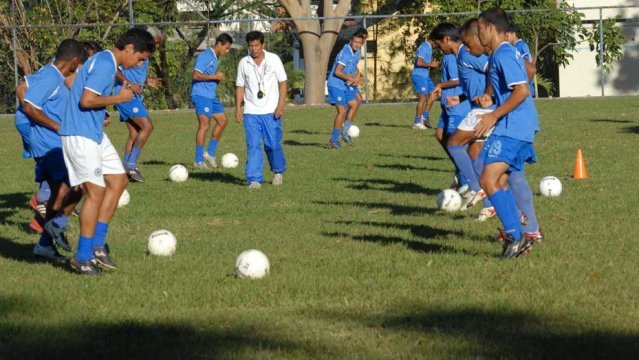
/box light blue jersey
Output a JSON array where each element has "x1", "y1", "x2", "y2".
[
  {"x1": 23, "y1": 64, "x2": 67, "y2": 158},
  {"x1": 191, "y1": 48, "x2": 219, "y2": 98},
  {"x1": 327, "y1": 44, "x2": 360, "y2": 90},
  {"x1": 412, "y1": 41, "x2": 432, "y2": 78},
  {"x1": 61, "y1": 50, "x2": 117, "y2": 144},
  {"x1": 488, "y1": 42, "x2": 540, "y2": 143},
  {"x1": 441, "y1": 52, "x2": 471, "y2": 117},
  {"x1": 113, "y1": 58, "x2": 149, "y2": 99},
  {"x1": 514, "y1": 39, "x2": 535, "y2": 94},
  {"x1": 457, "y1": 44, "x2": 491, "y2": 108}
]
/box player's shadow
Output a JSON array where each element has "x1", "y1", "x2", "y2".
[
  {"x1": 312, "y1": 200, "x2": 436, "y2": 216},
  {"x1": 283, "y1": 140, "x2": 325, "y2": 148},
  {"x1": 622, "y1": 125, "x2": 639, "y2": 134},
  {"x1": 0, "y1": 236, "x2": 46, "y2": 264},
  {"x1": 0, "y1": 192, "x2": 40, "y2": 234},
  {"x1": 589, "y1": 118, "x2": 633, "y2": 124},
  {"x1": 333, "y1": 177, "x2": 440, "y2": 195},
  {"x1": 141, "y1": 159, "x2": 170, "y2": 166},
  {"x1": 188, "y1": 172, "x2": 245, "y2": 185},
  {"x1": 0, "y1": 191, "x2": 31, "y2": 211},
  {"x1": 377, "y1": 153, "x2": 446, "y2": 161},
  {"x1": 371, "y1": 163, "x2": 450, "y2": 172},
  {"x1": 364, "y1": 121, "x2": 406, "y2": 128},
  {"x1": 287, "y1": 129, "x2": 321, "y2": 135},
  {"x1": 335, "y1": 220, "x2": 487, "y2": 243}
]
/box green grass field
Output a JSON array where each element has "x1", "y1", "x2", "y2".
[{"x1": 1, "y1": 97, "x2": 638, "y2": 359}]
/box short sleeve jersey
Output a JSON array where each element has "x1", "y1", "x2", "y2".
[
  {"x1": 327, "y1": 44, "x2": 359, "y2": 90},
  {"x1": 514, "y1": 39, "x2": 535, "y2": 94},
  {"x1": 191, "y1": 48, "x2": 219, "y2": 99},
  {"x1": 457, "y1": 44, "x2": 489, "y2": 108},
  {"x1": 15, "y1": 74, "x2": 35, "y2": 127},
  {"x1": 412, "y1": 41, "x2": 432, "y2": 78},
  {"x1": 61, "y1": 50, "x2": 117, "y2": 144},
  {"x1": 23, "y1": 64, "x2": 67, "y2": 157},
  {"x1": 113, "y1": 58, "x2": 149, "y2": 99},
  {"x1": 441, "y1": 52, "x2": 471, "y2": 117},
  {"x1": 236, "y1": 50, "x2": 287, "y2": 115},
  {"x1": 488, "y1": 42, "x2": 540, "y2": 143}
]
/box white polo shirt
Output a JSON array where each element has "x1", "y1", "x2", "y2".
[{"x1": 236, "y1": 50, "x2": 287, "y2": 115}]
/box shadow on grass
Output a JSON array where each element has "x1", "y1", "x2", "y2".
[
  {"x1": 335, "y1": 220, "x2": 487, "y2": 243},
  {"x1": 0, "y1": 191, "x2": 30, "y2": 210},
  {"x1": 287, "y1": 129, "x2": 322, "y2": 135},
  {"x1": 622, "y1": 125, "x2": 639, "y2": 134},
  {"x1": 283, "y1": 140, "x2": 326, "y2": 148},
  {"x1": 371, "y1": 163, "x2": 450, "y2": 172},
  {"x1": 377, "y1": 153, "x2": 446, "y2": 161},
  {"x1": 141, "y1": 159, "x2": 171, "y2": 166},
  {"x1": 365, "y1": 121, "x2": 407, "y2": 128},
  {"x1": 333, "y1": 178, "x2": 440, "y2": 195},
  {"x1": 0, "y1": 236, "x2": 41, "y2": 264},
  {"x1": 188, "y1": 171, "x2": 245, "y2": 185},
  {"x1": 312, "y1": 200, "x2": 436, "y2": 216},
  {"x1": 589, "y1": 118, "x2": 633, "y2": 124},
  {"x1": 0, "y1": 192, "x2": 41, "y2": 234}
]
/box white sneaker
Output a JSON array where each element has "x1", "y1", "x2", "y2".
[
  {"x1": 248, "y1": 182, "x2": 262, "y2": 190},
  {"x1": 33, "y1": 244, "x2": 66, "y2": 261},
  {"x1": 461, "y1": 189, "x2": 486, "y2": 211},
  {"x1": 272, "y1": 173, "x2": 283, "y2": 186},
  {"x1": 476, "y1": 206, "x2": 497, "y2": 221},
  {"x1": 203, "y1": 152, "x2": 217, "y2": 168},
  {"x1": 193, "y1": 161, "x2": 209, "y2": 170},
  {"x1": 412, "y1": 122, "x2": 428, "y2": 130},
  {"x1": 457, "y1": 184, "x2": 470, "y2": 196}
]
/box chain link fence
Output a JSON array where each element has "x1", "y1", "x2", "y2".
[{"x1": 1, "y1": 5, "x2": 636, "y2": 114}]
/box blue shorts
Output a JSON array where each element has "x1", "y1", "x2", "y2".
[
  {"x1": 192, "y1": 95, "x2": 225, "y2": 118},
  {"x1": 328, "y1": 86, "x2": 356, "y2": 106},
  {"x1": 116, "y1": 98, "x2": 149, "y2": 121},
  {"x1": 482, "y1": 135, "x2": 537, "y2": 172},
  {"x1": 34, "y1": 149, "x2": 69, "y2": 184},
  {"x1": 15, "y1": 121, "x2": 32, "y2": 159},
  {"x1": 411, "y1": 74, "x2": 435, "y2": 95},
  {"x1": 437, "y1": 111, "x2": 465, "y2": 135},
  {"x1": 349, "y1": 85, "x2": 361, "y2": 95}
]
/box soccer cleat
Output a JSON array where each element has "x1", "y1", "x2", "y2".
[
  {"x1": 71, "y1": 207, "x2": 80, "y2": 217},
  {"x1": 499, "y1": 232, "x2": 533, "y2": 259},
  {"x1": 93, "y1": 246, "x2": 117, "y2": 270},
  {"x1": 524, "y1": 228, "x2": 544, "y2": 244},
  {"x1": 450, "y1": 174, "x2": 460, "y2": 189},
  {"x1": 457, "y1": 184, "x2": 470, "y2": 196},
  {"x1": 33, "y1": 244, "x2": 67, "y2": 262},
  {"x1": 125, "y1": 166, "x2": 145, "y2": 182},
  {"x1": 476, "y1": 207, "x2": 497, "y2": 221},
  {"x1": 412, "y1": 122, "x2": 428, "y2": 130},
  {"x1": 248, "y1": 182, "x2": 262, "y2": 190},
  {"x1": 203, "y1": 152, "x2": 218, "y2": 168},
  {"x1": 340, "y1": 132, "x2": 353, "y2": 146},
  {"x1": 29, "y1": 195, "x2": 47, "y2": 218},
  {"x1": 423, "y1": 117, "x2": 433, "y2": 129},
  {"x1": 461, "y1": 189, "x2": 486, "y2": 211},
  {"x1": 29, "y1": 216, "x2": 44, "y2": 233},
  {"x1": 272, "y1": 173, "x2": 283, "y2": 186},
  {"x1": 193, "y1": 161, "x2": 209, "y2": 170},
  {"x1": 329, "y1": 140, "x2": 341, "y2": 150},
  {"x1": 520, "y1": 213, "x2": 528, "y2": 225},
  {"x1": 70, "y1": 257, "x2": 101, "y2": 276},
  {"x1": 44, "y1": 220, "x2": 72, "y2": 252}
]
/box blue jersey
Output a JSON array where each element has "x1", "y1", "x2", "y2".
[
  {"x1": 441, "y1": 52, "x2": 471, "y2": 117},
  {"x1": 113, "y1": 58, "x2": 149, "y2": 99},
  {"x1": 514, "y1": 39, "x2": 535, "y2": 94},
  {"x1": 488, "y1": 42, "x2": 540, "y2": 143},
  {"x1": 23, "y1": 64, "x2": 67, "y2": 158},
  {"x1": 412, "y1": 41, "x2": 432, "y2": 78},
  {"x1": 327, "y1": 44, "x2": 360, "y2": 90},
  {"x1": 457, "y1": 44, "x2": 489, "y2": 108},
  {"x1": 191, "y1": 48, "x2": 219, "y2": 98},
  {"x1": 61, "y1": 50, "x2": 117, "y2": 143}
]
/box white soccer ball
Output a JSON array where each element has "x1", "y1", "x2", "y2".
[
  {"x1": 235, "y1": 249, "x2": 270, "y2": 279},
  {"x1": 147, "y1": 229, "x2": 177, "y2": 257},
  {"x1": 348, "y1": 125, "x2": 360, "y2": 138},
  {"x1": 437, "y1": 189, "x2": 462, "y2": 212},
  {"x1": 168, "y1": 164, "x2": 189, "y2": 183},
  {"x1": 118, "y1": 189, "x2": 130, "y2": 208},
  {"x1": 221, "y1": 153, "x2": 239, "y2": 168},
  {"x1": 539, "y1": 176, "x2": 562, "y2": 197}
]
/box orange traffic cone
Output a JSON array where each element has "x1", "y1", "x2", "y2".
[{"x1": 573, "y1": 148, "x2": 588, "y2": 179}]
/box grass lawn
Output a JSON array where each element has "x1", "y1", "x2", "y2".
[{"x1": 0, "y1": 97, "x2": 638, "y2": 359}]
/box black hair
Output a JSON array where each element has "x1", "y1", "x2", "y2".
[
  {"x1": 246, "y1": 31, "x2": 264, "y2": 44},
  {"x1": 507, "y1": 24, "x2": 518, "y2": 34},
  {"x1": 215, "y1": 33, "x2": 234, "y2": 45},
  {"x1": 115, "y1": 28, "x2": 156, "y2": 53},
  {"x1": 461, "y1": 18, "x2": 479, "y2": 36},
  {"x1": 82, "y1": 40, "x2": 103, "y2": 53},
  {"x1": 429, "y1": 22, "x2": 461, "y2": 42},
  {"x1": 353, "y1": 27, "x2": 368, "y2": 39},
  {"x1": 55, "y1": 39, "x2": 88, "y2": 63},
  {"x1": 479, "y1": 7, "x2": 510, "y2": 33}
]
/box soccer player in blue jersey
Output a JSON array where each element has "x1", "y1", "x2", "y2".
[
  {"x1": 476, "y1": 7, "x2": 541, "y2": 258},
  {"x1": 114, "y1": 27, "x2": 165, "y2": 182},
  {"x1": 61, "y1": 28, "x2": 155, "y2": 275},
  {"x1": 20, "y1": 39, "x2": 87, "y2": 260},
  {"x1": 411, "y1": 38, "x2": 439, "y2": 129},
  {"x1": 327, "y1": 32, "x2": 365, "y2": 149},
  {"x1": 191, "y1": 33, "x2": 234, "y2": 169},
  {"x1": 506, "y1": 27, "x2": 536, "y2": 97}
]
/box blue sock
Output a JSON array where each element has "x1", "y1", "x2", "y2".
[
  {"x1": 38, "y1": 232, "x2": 53, "y2": 247},
  {"x1": 343, "y1": 121, "x2": 352, "y2": 135},
  {"x1": 52, "y1": 214, "x2": 69, "y2": 230},
  {"x1": 123, "y1": 152, "x2": 131, "y2": 165},
  {"x1": 207, "y1": 139, "x2": 218, "y2": 157},
  {"x1": 488, "y1": 189, "x2": 523, "y2": 241},
  {"x1": 422, "y1": 111, "x2": 429, "y2": 120},
  {"x1": 76, "y1": 235, "x2": 94, "y2": 262},
  {"x1": 92, "y1": 221, "x2": 109, "y2": 248},
  {"x1": 126, "y1": 146, "x2": 142, "y2": 168},
  {"x1": 509, "y1": 171, "x2": 539, "y2": 232},
  {"x1": 414, "y1": 116, "x2": 422, "y2": 124},
  {"x1": 331, "y1": 128, "x2": 341, "y2": 143},
  {"x1": 459, "y1": 172, "x2": 469, "y2": 187},
  {"x1": 195, "y1": 145, "x2": 204, "y2": 163},
  {"x1": 472, "y1": 157, "x2": 492, "y2": 208},
  {"x1": 448, "y1": 145, "x2": 481, "y2": 192},
  {"x1": 37, "y1": 181, "x2": 50, "y2": 203}
]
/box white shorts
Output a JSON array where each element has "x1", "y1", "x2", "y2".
[
  {"x1": 61, "y1": 133, "x2": 125, "y2": 187},
  {"x1": 457, "y1": 108, "x2": 495, "y2": 141}
]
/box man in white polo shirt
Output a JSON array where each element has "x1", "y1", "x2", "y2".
[{"x1": 235, "y1": 31, "x2": 288, "y2": 190}]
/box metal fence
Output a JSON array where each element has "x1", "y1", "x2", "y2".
[{"x1": 1, "y1": 5, "x2": 637, "y2": 114}]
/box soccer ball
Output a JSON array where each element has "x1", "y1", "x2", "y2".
[
  {"x1": 539, "y1": 176, "x2": 562, "y2": 197},
  {"x1": 348, "y1": 125, "x2": 360, "y2": 138},
  {"x1": 437, "y1": 189, "x2": 462, "y2": 212},
  {"x1": 147, "y1": 229, "x2": 177, "y2": 256},
  {"x1": 235, "y1": 249, "x2": 270, "y2": 279},
  {"x1": 118, "y1": 189, "x2": 130, "y2": 208},
  {"x1": 221, "y1": 153, "x2": 239, "y2": 168},
  {"x1": 168, "y1": 164, "x2": 188, "y2": 183}
]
